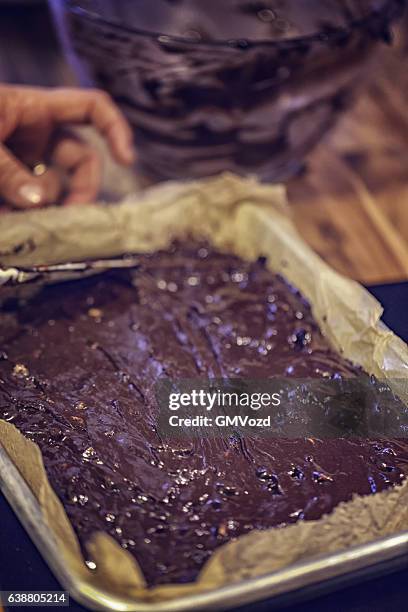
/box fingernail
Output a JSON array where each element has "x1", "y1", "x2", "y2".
[{"x1": 18, "y1": 184, "x2": 44, "y2": 206}]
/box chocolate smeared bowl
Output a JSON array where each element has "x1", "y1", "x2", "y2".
[{"x1": 51, "y1": 0, "x2": 405, "y2": 182}]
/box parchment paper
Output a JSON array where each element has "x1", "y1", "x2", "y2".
[{"x1": 0, "y1": 173, "x2": 407, "y2": 604}]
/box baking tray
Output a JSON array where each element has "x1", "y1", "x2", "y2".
[
  {"x1": 0, "y1": 176, "x2": 407, "y2": 610},
  {"x1": 1, "y1": 442, "x2": 408, "y2": 611}
]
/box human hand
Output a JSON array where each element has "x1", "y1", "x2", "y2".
[{"x1": 0, "y1": 85, "x2": 135, "y2": 209}]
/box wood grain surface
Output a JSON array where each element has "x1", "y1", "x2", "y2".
[
  {"x1": 0, "y1": 3, "x2": 407, "y2": 284},
  {"x1": 288, "y1": 23, "x2": 408, "y2": 283}
]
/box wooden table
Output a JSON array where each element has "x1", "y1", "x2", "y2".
[
  {"x1": 288, "y1": 22, "x2": 408, "y2": 283},
  {"x1": 0, "y1": 3, "x2": 407, "y2": 284}
]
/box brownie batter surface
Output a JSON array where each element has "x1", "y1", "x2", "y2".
[{"x1": 0, "y1": 243, "x2": 407, "y2": 586}]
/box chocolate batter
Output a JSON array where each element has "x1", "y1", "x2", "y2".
[{"x1": 0, "y1": 243, "x2": 407, "y2": 586}]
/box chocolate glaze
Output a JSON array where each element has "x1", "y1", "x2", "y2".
[
  {"x1": 63, "y1": 0, "x2": 404, "y2": 182},
  {"x1": 0, "y1": 243, "x2": 407, "y2": 586}
]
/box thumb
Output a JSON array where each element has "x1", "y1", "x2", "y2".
[{"x1": 0, "y1": 144, "x2": 47, "y2": 209}]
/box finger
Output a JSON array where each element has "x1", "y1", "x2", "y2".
[
  {"x1": 51, "y1": 135, "x2": 103, "y2": 205},
  {"x1": 0, "y1": 144, "x2": 61, "y2": 209},
  {"x1": 7, "y1": 115, "x2": 53, "y2": 169},
  {"x1": 39, "y1": 167, "x2": 63, "y2": 204},
  {"x1": 44, "y1": 88, "x2": 135, "y2": 166}
]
